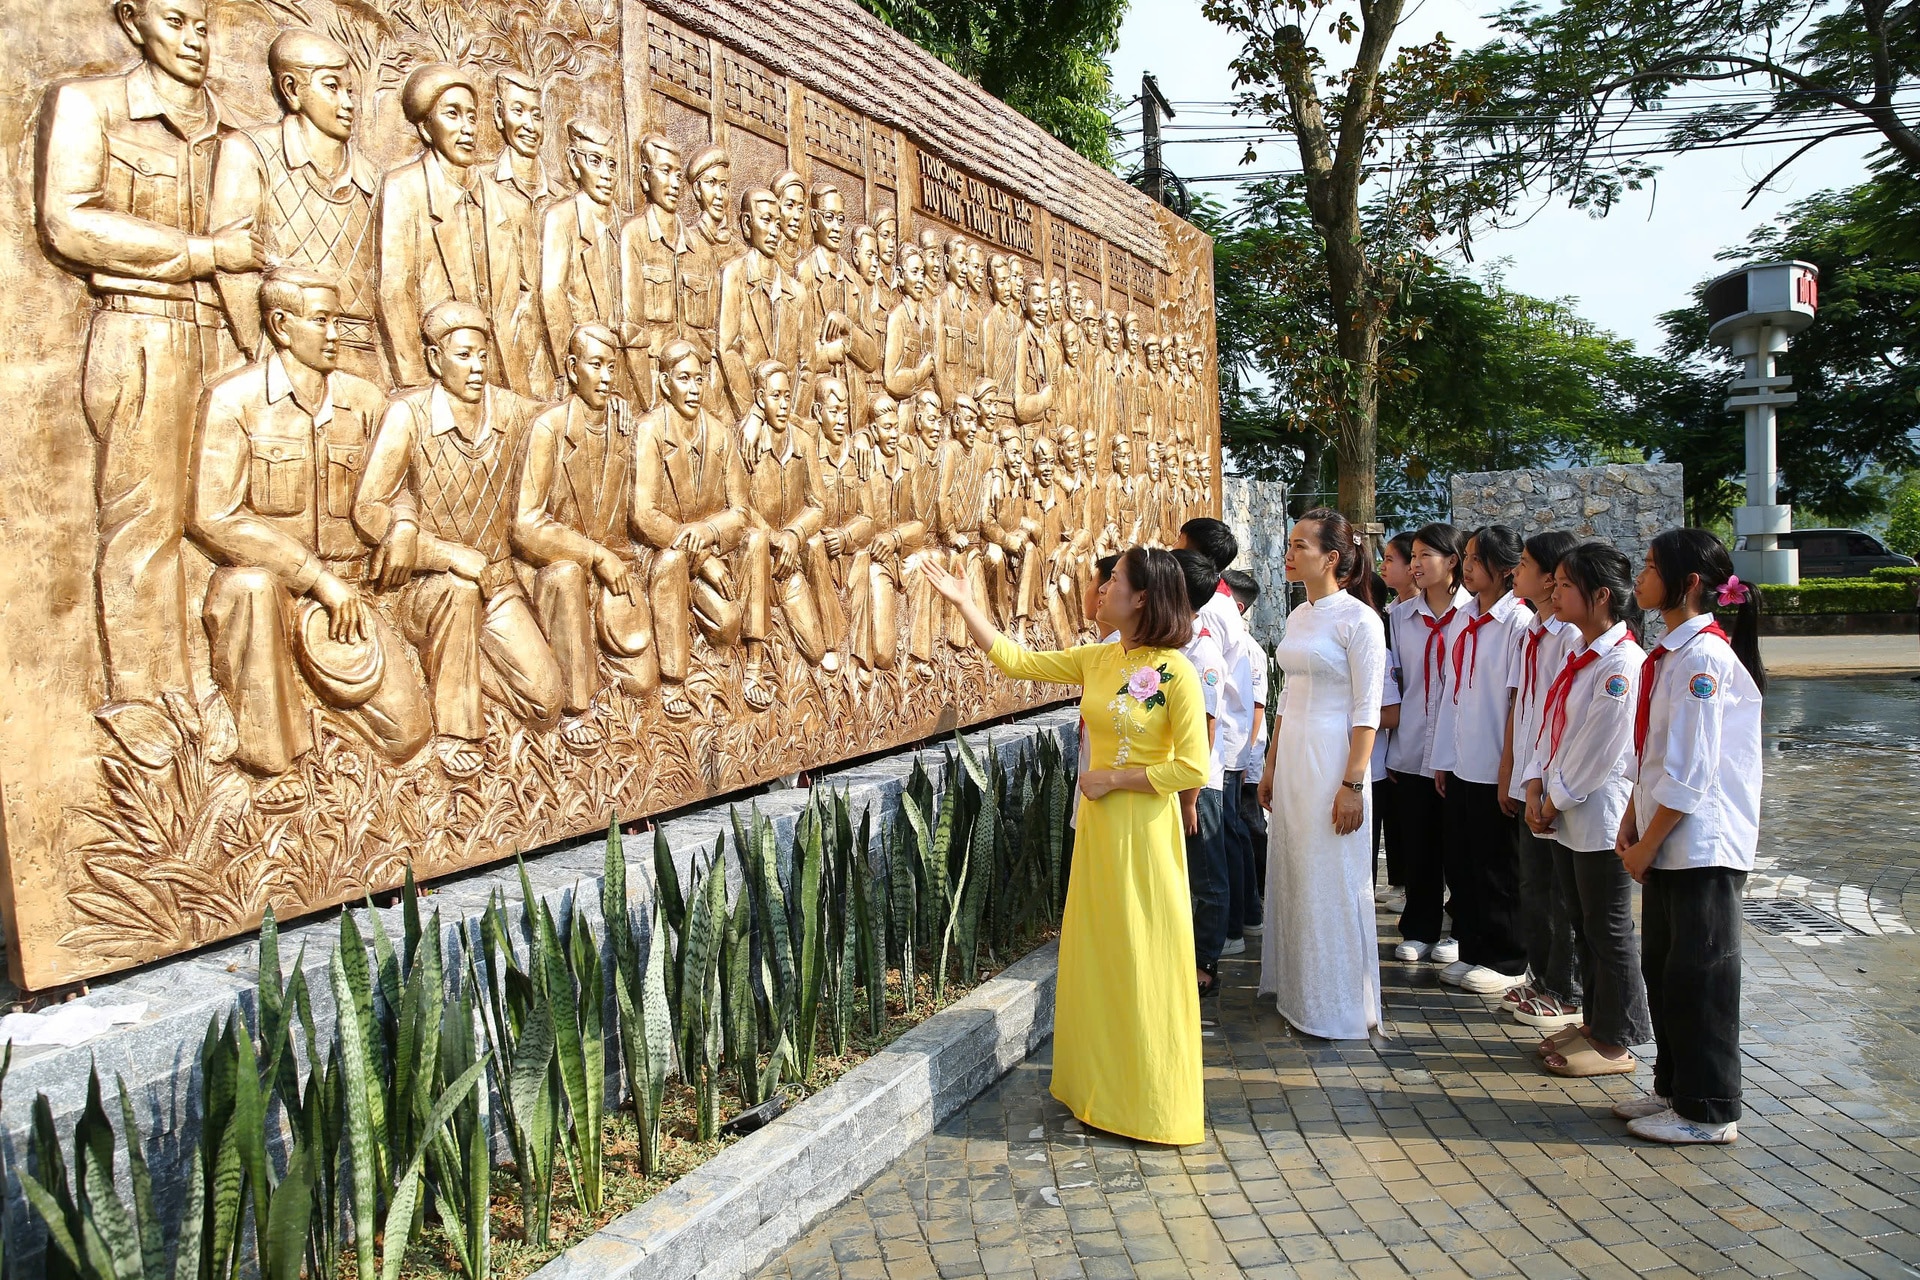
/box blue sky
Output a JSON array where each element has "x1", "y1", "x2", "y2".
[{"x1": 1110, "y1": 0, "x2": 1881, "y2": 353}]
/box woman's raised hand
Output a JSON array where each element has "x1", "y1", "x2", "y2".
[{"x1": 919, "y1": 557, "x2": 969, "y2": 605}]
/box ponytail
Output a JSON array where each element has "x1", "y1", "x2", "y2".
[
  {"x1": 1470, "y1": 524, "x2": 1523, "y2": 593},
  {"x1": 1648, "y1": 528, "x2": 1768, "y2": 694},
  {"x1": 1298, "y1": 506, "x2": 1374, "y2": 608},
  {"x1": 1559, "y1": 542, "x2": 1641, "y2": 644}
]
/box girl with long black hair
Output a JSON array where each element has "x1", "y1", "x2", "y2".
[
  {"x1": 1523, "y1": 543, "x2": 1653, "y2": 1079},
  {"x1": 1429, "y1": 526, "x2": 1534, "y2": 994},
  {"x1": 1386, "y1": 524, "x2": 1469, "y2": 964},
  {"x1": 1611, "y1": 529, "x2": 1767, "y2": 1145}
]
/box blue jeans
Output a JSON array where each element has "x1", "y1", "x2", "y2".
[{"x1": 1185, "y1": 786, "x2": 1228, "y2": 967}]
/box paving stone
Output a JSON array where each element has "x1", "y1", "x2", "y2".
[{"x1": 752, "y1": 680, "x2": 1920, "y2": 1280}]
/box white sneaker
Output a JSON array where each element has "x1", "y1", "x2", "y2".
[
  {"x1": 1437, "y1": 961, "x2": 1473, "y2": 987},
  {"x1": 1459, "y1": 966, "x2": 1528, "y2": 996},
  {"x1": 1384, "y1": 890, "x2": 1407, "y2": 913},
  {"x1": 1373, "y1": 884, "x2": 1393, "y2": 903},
  {"x1": 1611, "y1": 1095, "x2": 1671, "y2": 1121},
  {"x1": 1242, "y1": 921, "x2": 1264, "y2": 936},
  {"x1": 1627, "y1": 1108, "x2": 1737, "y2": 1145},
  {"x1": 1430, "y1": 937, "x2": 1460, "y2": 964},
  {"x1": 1219, "y1": 935, "x2": 1246, "y2": 956},
  {"x1": 1393, "y1": 940, "x2": 1431, "y2": 962}
]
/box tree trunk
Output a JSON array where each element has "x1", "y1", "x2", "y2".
[{"x1": 1295, "y1": 431, "x2": 1325, "y2": 514}]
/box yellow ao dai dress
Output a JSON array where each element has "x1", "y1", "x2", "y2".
[{"x1": 988, "y1": 635, "x2": 1210, "y2": 1144}]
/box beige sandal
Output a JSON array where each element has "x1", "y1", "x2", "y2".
[
  {"x1": 1533, "y1": 1025, "x2": 1587, "y2": 1060},
  {"x1": 1543, "y1": 1043, "x2": 1637, "y2": 1078}
]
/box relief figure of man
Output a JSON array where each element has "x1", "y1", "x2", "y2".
[
  {"x1": 811, "y1": 376, "x2": 873, "y2": 659},
  {"x1": 883, "y1": 243, "x2": 935, "y2": 402},
  {"x1": 739, "y1": 360, "x2": 836, "y2": 683},
  {"x1": 936, "y1": 393, "x2": 993, "y2": 646},
  {"x1": 1029, "y1": 436, "x2": 1076, "y2": 647},
  {"x1": 932, "y1": 235, "x2": 982, "y2": 410},
  {"x1": 980, "y1": 254, "x2": 1023, "y2": 427},
  {"x1": 1099, "y1": 431, "x2": 1138, "y2": 556},
  {"x1": 513, "y1": 323, "x2": 656, "y2": 750},
  {"x1": 1014, "y1": 277, "x2": 1056, "y2": 439},
  {"x1": 187, "y1": 268, "x2": 431, "y2": 796},
  {"x1": 377, "y1": 64, "x2": 541, "y2": 395},
  {"x1": 680, "y1": 146, "x2": 733, "y2": 373},
  {"x1": 772, "y1": 168, "x2": 808, "y2": 275},
  {"x1": 630, "y1": 340, "x2": 752, "y2": 718},
  {"x1": 355, "y1": 302, "x2": 564, "y2": 776},
  {"x1": 618, "y1": 133, "x2": 688, "y2": 408},
  {"x1": 539, "y1": 120, "x2": 622, "y2": 387},
  {"x1": 981, "y1": 424, "x2": 1039, "y2": 638},
  {"x1": 211, "y1": 30, "x2": 380, "y2": 383},
  {"x1": 795, "y1": 182, "x2": 872, "y2": 425},
  {"x1": 717, "y1": 188, "x2": 804, "y2": 422},
  {"x1": 36, "y1": 0, "x2": 264, "y2": 721}
]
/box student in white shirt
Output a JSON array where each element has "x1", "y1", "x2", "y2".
[
  {"x1": 1612, "y1": 529, "x2": 1767, "y2": 1146},
  {"x1": 1228, "y1": 571, "x2": 1271, "y2": 900},
  {"x1": 1524, "y1": 543, "x2": 1652, "y2": 1080},
  {"x1": 1387, "y1": 524, "x2": 1469, "y2": 964},
  {"x1": 1373, "y1": 533, "x2": 1418, "y2": 909},
  {"x1": 1501, "y1": 531, "x2": 1583, "y2": 1030},
  {"x1": 1174, "y1": 549, "x2": 1232, "y2": 995},
  {"x1": 1220, "y1": 569, "x2": 1268, "y2": 943},
  {"x1": 1430, "y1": 526, "x2": 1535, "y2": 994}
]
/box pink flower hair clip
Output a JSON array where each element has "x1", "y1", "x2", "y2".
[{"x1": 1715, "y1": 574, "x2": 1751, "y2": 607}]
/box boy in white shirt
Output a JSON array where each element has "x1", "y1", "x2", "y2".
[{"x1": 1174, "y1": 548, "x2": 1231, "y2": 995}]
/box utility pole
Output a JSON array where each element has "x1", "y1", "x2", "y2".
[{"x1": 1141, "y1": 72, "x2": 1176, "y2": 207}]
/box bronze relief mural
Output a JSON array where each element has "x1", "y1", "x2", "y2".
[{"x1": 0, "y1": 0, "x2": 1217, "y2": 988}]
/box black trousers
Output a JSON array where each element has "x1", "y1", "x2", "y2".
[
  {"x1": 1378, "y1": 773, "x2": 1409, "y2": 887},
  {"x1": 1442, "y1": 777, "x2": 1526, "y2": 974},
  {"x1": 1185, "y1": 787, "x2": 1228, "y2": 967},
  {"x1": 1554, "y1": 845, "x2": 1652, "y2": 1049},
  {"x1": 1518, "y1": 815, "x2": 1581, "y2": 1003},
  {"x1": 1393, "y1": 770, "x2": 1447, "y2": 943},
  {"x1": 1643, "y1": 867, "x2": 1746, "y2": 1124},
  {"x1": 1221, "y1": 769, "x2": 1258, "y2": 935}
]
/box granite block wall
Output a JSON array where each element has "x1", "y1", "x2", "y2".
[
  {"x1": 1450, "y1": 463, "x2": 1685, "y2": 572},
  {"x1": 1222, "y1": 476, "x2": 1290, "y2": 646}
]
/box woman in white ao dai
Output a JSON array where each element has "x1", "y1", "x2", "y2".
[{"x1": 1257, "y1": 511, "x2": 1388, "y2": 1040}]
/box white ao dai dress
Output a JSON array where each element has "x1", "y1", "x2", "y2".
[{"x1": 1258, "y1": 590, "x2": 1388, "y2": 1039}]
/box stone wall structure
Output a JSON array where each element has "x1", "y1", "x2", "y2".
[
  {"x1": 1222, "y1": 476, "x2": 1290, "y2": 646},
  {"x1": 1450, "y1": 463, "x2": 1685, "y2": 573}
]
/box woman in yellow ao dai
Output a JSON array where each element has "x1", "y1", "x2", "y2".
[{"x1": 922, "y1": 546, "x2": 1210, "y2": 1145}]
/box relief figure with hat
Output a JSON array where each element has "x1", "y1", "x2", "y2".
[
  {"x1": 187, "y1": 267, "x2": 432, "y2": 801},
  {"x1": 377, "y1": 63, "x2": 541, "y2": 394},
  {"x1": 354, "y1": 300, "x2": 564, "y2": 777}
]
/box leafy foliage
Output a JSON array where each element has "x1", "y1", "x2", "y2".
[
  {"x1": 1625, "y1": 172, "x2": 1920, "y2": 525},
  {"x1": 850, "y1": 0, "x2": 1128, "y2": 164},
  {"x1": 14, "y1": 730, "x2": 1075, "y2": 1280}
]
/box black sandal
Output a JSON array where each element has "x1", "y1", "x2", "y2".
[{"x1": 1198, "y1": 963, "x2": 1220, "y2": 999}]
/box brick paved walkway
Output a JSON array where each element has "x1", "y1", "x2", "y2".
[{"x1": 758, "y1": 678, "x2": 1920, "y2": 1280}]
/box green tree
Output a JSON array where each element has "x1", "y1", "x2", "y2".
[
  {"x1": 1886, "y1": 480, "x2": 1920, "y2": 557},
  {"x1": 1463, "y1": 0, "x2": 1920, "y2": 205},
  {"x1": 851, "y1": 0, "x2": 1129, "y2": 164},
  {"x1": 1628, "y1": 171, "x2": 1920, "y2": 525},
  {"x1": 1201, "y1": 190, "x2": 1655, "y2": 524}
]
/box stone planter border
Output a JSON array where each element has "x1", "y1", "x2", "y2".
[{"x1": 532, "y1": 940, "x2": 1060, "y2": 1280}]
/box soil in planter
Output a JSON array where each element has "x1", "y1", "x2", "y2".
[{"x1": 350, "y1": 928, "x2": 1058, "y2": 1280}]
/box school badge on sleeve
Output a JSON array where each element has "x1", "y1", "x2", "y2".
[
  {"x1": 1689, "y1": 672, "x2": 1719, "y2": 699},
  {"x1": 1604, "y1": 673, "x2": 1629, "y2": 698}
]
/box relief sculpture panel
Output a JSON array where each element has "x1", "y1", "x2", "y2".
[{"x1": 0, "y1": 0, "x2": 1217, "y2": 987}]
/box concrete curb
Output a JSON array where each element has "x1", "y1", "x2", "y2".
[{"x1": 532, "y1": 939, "x2": 1059, "y2": 1280}]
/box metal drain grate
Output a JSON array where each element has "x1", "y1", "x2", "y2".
[{"x1": 1743, "y1": 898, "x2": 1861, "y2": 937}]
